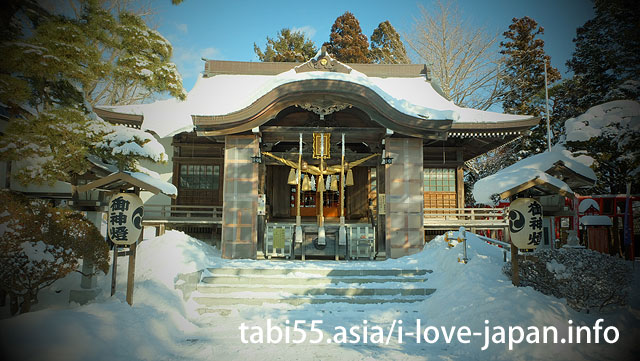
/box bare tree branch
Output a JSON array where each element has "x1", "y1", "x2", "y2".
[{"x1": 405, "y1": 0, "x2": 506, "y2": 110}]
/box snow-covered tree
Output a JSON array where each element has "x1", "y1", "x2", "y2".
[
  {"x1": 0, "y1": 191, "x2": 109, "y2": 315},
  {"x1": 324, "y1": 11, "x2": 371, "y2": 63},
  {"x1": 254, "y1": 28, "x2": 317, "y2": 62},
  {"x1": 562, "y1": 100, "x2": 640, "y2": 194},
  {"x1": 499, "y1": 16, "x2": 561, "y2": 117},
  {"x1": 369, "y1": 21, "x2": 410, "y2": 64},
  {"x1": 0, "y1": 0, "x2": 177, "y2": 185},
  {"x1": 499, "y1": 16, "x2": 561, "y2": 161},
  {"x1": 405, "y1": 0, "x2": 503, "y2": 110},
  {"x1": 564, "y1": 0, "x2": 640, "y2": 116}
]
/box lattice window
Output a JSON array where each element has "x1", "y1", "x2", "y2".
[
  {"x1": 423, "y1": 168, "x2": 456, "y2": 192},
  {"x1": 179, "y1": 164, "x2": 220, "y2": 190}
]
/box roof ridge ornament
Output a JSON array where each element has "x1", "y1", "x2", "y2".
[
  {"x1": 294, "y1": 46, "x2": 352, "y2": 74},
  {"x1": 296, "y1": 102, "x2": 352, "y2": 119}
]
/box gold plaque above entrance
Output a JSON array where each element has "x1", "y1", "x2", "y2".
[{"x1": 312, "y1": 133, "x2": 330, "y2": 159}]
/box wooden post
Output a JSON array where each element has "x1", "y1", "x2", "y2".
[
  {"x1": 340, "y1": 133, "x2": 345, "y2": 219},
  {"x1": 110, "y1": 245, "x2": 117, "y2": 296},
  {"x1": 338, "y1": 133, "x2": 346, "y2": 261},
  {"x1": 125, "y1": 187, "x2": 141, "y2": 306},
  {"x1": 296, "y1": 133, "x2": 303, "y2": 260},
  {"x1": 296, "y1": 133, "x2": 302, "y2": 222},
  {"x1": 511, "y1": 244, "x2": 519, "y2": 286},
  {"x1": 125, "y1": 242, "x2": 137, "y2": 305},
  {"x1": 257, "y1": 159, "x2": 266, "y2": 254},
  {"x1": 318, "y1": 134, "x2": 324, "y2": 227}
]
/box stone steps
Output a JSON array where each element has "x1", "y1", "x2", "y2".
[
  {"x1": 184, "y1": 267, "x2": 435, "y2": 313},
  {"x1": 196, "y1": 284, "x2": 434, "y2": 296},
  {"x1": 205, "y1": 267, "x2": 431, "y2": 277}
]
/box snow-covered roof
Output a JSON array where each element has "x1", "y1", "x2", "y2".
[
  {"x1": 76, "y1": 171, "x2": 177, "y2": 198},
  {"x1": 579, "y1": 215, "x2": 613, "y2": 227},
  {"x1": 473, "y1": 145, "x2": 597, "y2": 205},
  {"x1": 578, "y1": 198, "x2": 600, "y2": 214},
  {"x1": 101, "y1": 63, "x2": 532, "y2": 138},
  {"x1": 124, "y1": 171, "x2": 177, "y2": 197},
  {"x1": 473, "y1": 167, "x2": 573, "y2": 205}
]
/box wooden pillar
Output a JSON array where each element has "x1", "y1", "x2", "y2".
[
  {"x1": 385, "y1": 137, "x2": 424, "y2": 258},
  {"x1": 376, "y1": 162, "x2": 386, "y2": 255},
  {"x1": 456, "y1": 149, "x2": 464, "y2": 210},
  {"x1": 257, "y1": 159, "x2": 266, "y2": 254},
  {"x1": 221, "y1": 135, "x2": 259, "y2": 259}
]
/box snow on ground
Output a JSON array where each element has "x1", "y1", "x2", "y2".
[{"x1": 1, "y1": 230, "x2": 638, "y2": 361}]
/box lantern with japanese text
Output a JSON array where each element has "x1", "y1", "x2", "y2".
[
  {"x1": 508, "y1": 198, "x2": 543, "y2": 249},
  {"x1": 107, "y1": 193, "x2": 144, "y2": 245}
]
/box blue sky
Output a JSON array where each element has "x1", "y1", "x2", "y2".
[{"x1": 149, "y1": 0, "x2": 595, "y2": 91}]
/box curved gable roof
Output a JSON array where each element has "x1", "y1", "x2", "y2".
[{"x1": 97, "y1": 58, "x2": 536, "y2": 139}]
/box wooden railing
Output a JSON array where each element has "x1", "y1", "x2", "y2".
[
  {"x1": 423, "y1": 207, "x2": 508, "y2": 229},
  {"x1": 142, "y1": 204, "x2": 223, "y2": 224}
]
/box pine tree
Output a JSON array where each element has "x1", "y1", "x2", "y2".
[
  {"x1": 0, "y1": 0, "x2": 180, "y2": 185},
  {"x1": 324, "y1": 11, "x2": 371, "y2": 63},
  {"x1": 254, "y1": 28, "x2": 317, "y2": 62},
  {"x1": 564, "y1": 0, "x2": 640, "y2": 116},
  {"x1": 500, "y1": 17, "x2": 561, "y2": 116},
  {"x1": 369, "y1": 20, "x2": 410, "y2": 64},
  {"x1": 562, "y1": 100, "x2": 640, "y2": 194},
  {"x1": 559, "y1": 0, "x2": 640, "y2": 194},
  {"x1": 499, "y1": 16, "x2": 561, "y2": 157}
]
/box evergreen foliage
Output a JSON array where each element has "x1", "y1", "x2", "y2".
[
  {"x1": 562, "y1": 0, "x2": 640, "y2": 117},
  {"x1": 559, "y1": 0, "x2": 640, "y2": 194},
  {"x1": 499, "y1": 16, "x2": 561, "y2": 158},
  {"x1": 0, "y1": 191, "x2": 109, "y2": 315},
  {"x1": 254, "y1": 28, "x2": 317, "y2": 62},
  {"x1": 324, "y1": 11, "x2": 371, "y2": 63},
  {"x1": 499, "y1": 16, "x2": 561, "y2": 116},
  {"x1": 0, "y1": 0, "x2": 177, "y2": 185},
  {"x1": 563, "y1": 100, "x2": 640, "y2": 194},
  {"x1": 465, "y1": 16, "x2": 563, "y2": 203},
  {"x1": 369, "y1": 21, "x2": 410, "y2": 64}
]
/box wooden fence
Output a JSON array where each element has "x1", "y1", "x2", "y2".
[
  {"x1": 423, "y1": 207, "x2": 508, "y2": 230},
  {"x1": 142, "y1": 205, "x2": 223, "y2": 225}
]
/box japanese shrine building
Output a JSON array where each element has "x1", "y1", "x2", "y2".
[{"x1": 99, "y1": 51, "x2": 537, "y2": 260}]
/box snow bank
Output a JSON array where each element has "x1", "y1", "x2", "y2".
[
  {"x1": 135, "y1": 230, "x2": 219, "y2": 288},
  {"x1": 1, "y1": 231, "x2": 638, "y2": 361}
]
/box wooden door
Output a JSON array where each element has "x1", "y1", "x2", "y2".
[{"x1": 587, "y1": 227, "x2": 609, "y2": 254}]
